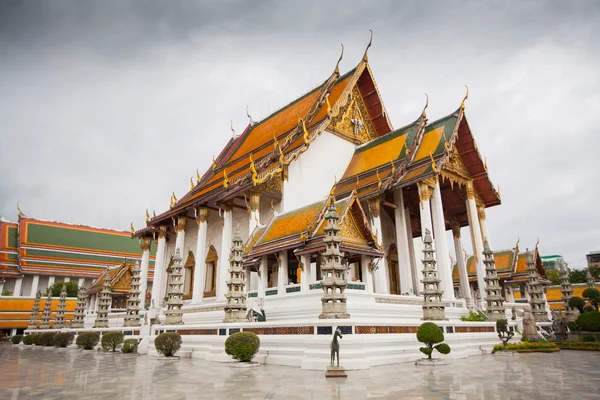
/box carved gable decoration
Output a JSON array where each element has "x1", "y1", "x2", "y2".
[
  {"x1": 112, "y1": 267, "x2": 132, "y2": 292},
  {"x1": 330, "y1": 87, "x2": 377, "y2": 144},
  {"x1": 184, "y1": 250, "x2": 195, "y2": 269},
  {"x1": 440, "y1": 149, "x2": 471, "y2": 189},
  {"x1": 339, "y1": 201, "x2": 372, "y2": 245}
]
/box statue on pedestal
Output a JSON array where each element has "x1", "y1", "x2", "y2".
[
  {"x1": 326, "y1": 327, "x2": 347, "y2": 378},
  {"x1": 521, "y1": 305, "x2": 538, "y2": 341}
]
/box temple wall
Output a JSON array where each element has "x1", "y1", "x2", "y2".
[{"x1": 282, "y1": 131, "x2": 355, "y2": 212}]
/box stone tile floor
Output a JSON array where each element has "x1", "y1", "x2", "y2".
[{"x1": 1, "y1": 344, "x2": 599, "y2": 399}]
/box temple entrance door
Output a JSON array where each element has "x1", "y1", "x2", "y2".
[
  {"x1": 388, "y1": 244, "x2": 400, "y2": 295},
  {"x1": 204, "y1": 245, "x2": 218, "y2": 297}
]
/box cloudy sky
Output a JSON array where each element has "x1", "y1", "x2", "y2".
[{"x1": 1, "y1": 1, "x2": 598, "y2": 267}]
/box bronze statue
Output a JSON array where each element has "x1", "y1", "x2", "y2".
[{"x1": 330, "y1": 328, "x2": 343, "y2": 367}]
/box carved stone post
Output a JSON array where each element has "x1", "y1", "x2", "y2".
[
  {"x1": 70, "y1": 288, "x2": 87, "y2": 329},
  {"x1": 421, "y1": 229, "x2": 445, "y2": 320},
  {"x1": 54, "y1": 283, "x2": 67, "y2": 329},
  {"x1": 482, "y1": 240, "x2": 505, "y2": 321},
  {"x1": 223, "y1": 226, "x2": 247, "y2": 322},
  {"x1": 28, "y1": 292, "x2": 41, "y2": 330},
  {"x1": 124, "y1": 261, "x2": 142, "y2": 327},
  {"x1": 94, "y1": 270, "x2": 111, "y2": 328},
  {"x1": 164, "y1": 249, "x2": 184, "y2": 325}
]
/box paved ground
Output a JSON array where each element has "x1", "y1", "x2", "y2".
[{"x1": 1, "y1": 344, "x2": 599, "y2": 399}]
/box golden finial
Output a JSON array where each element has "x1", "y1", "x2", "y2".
[
  {"x1": 16, "y1": 201, "x2": 23, "y2": 218},
  {"x1": 246, "y1": 105, "x2": 254, "y2": 126},
  {"x1": 421, "y1": 93, "x2": 429, "y2": 118},
  {"x1": 362, "y1": 29, "x2": 373, "y2": 62},
  {"x1": 461, "y1": 85, "x2": 469, "y2": 110},
  {"x1": 230, "y1": 120, "x2": 236, "y2": 138},
  {"x1": 390, "y1": 159, "x2": 396, "y2": 176},
  {"x1": 169, "y1": 194, "x2": 174, "y2": 208},
  {"x1": 196, "y1": 169, "x2": 201, "y2": 184},
  {"x1": 270, "y1": 199, "x2": 275, "y2": 212},
  {"x1": 516, "y1": 236, "x2": 520, "y2": 249},
  {"x1": 329, "y1": 177, "x2": 337, "y2": 204},
  {"x1": 497, "y1": 185, "x2": 501, "y2": 199},
  {"x1": 442, "y1": 132, "x2": 448, "y2": 151},
  {"x1": 301, "y1": 117, "x2": 310, "y2": 145},
  {"x1": 190, "y1": 177, "x2": 194, "y2": 191},
  {"x1": 130, "y1": 223, "x2": 135, "y2": 235},
  {"x1": 145, "y1": 209, "x2": 150, "y2": 223},
  {"x1": 355, "y1": 174, "x2": 360, "y2": 188},
  {"x1": 212, "y1": 156, "x2": 217, "y2": 170},
  {"x1": 153, "y1": 210, "x2": 156, "y2": 218},
  {"x1": 325, "y1": 94, "x2": 332, "y2": 115},
  {"x1": 376, "y1": 169, "x2": 382, "y2": 191},
  {"x1": 429, "y1": 151, "x2": 437, "y2": 171},
  {"x1": 172, "y1": 191, "x2": 178, "y2": 203},
  {"x1": 535, "y1": 237, "x2": 540, "y2": 250},
  {"x1": 484, "y1": 157, "x2": 488, "y2": 170},
  {"x1": 223, "y1": 169, "x2": 229, "y2": 189},
  {"x1": 249, "y1": 154, "x2": 258, "y2": 185},
  {"x1": 334, "y1": 44, "x2": 344, "y2": 75}
]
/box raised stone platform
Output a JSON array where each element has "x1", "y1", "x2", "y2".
[{"x1": 326, "y1": 366, "x2": 347, "y2": 377}]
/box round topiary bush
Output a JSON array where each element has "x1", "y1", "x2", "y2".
[
  {"x1": 225, "y1": 332, "x2": 261, "y2": 362},
  {"x1": 76, "y1": 332, "x2": 100, "y2": 350},
  {"x1": 101, "y1": 332, "x2": 125, "y2": 352},
  {"x1": 31, "y1": 333, "x2": 42, "y2": 346},
  {"x1": 417, "y1": 322, "x2": 451, "y2": 360},
  {"x1": 11, "y1": 334, "x2": 23, "y2": 344},
  {"x1": 39, "y1": 332, "x2": 57, "y2": 347},
  {"x1": 122, "y1": 338, "x2": 139, "y2": 354},
  {"x1": 53, "y1": 332, "x2": 74, "y2": 348},
  {"x1": 576, "y1": 311, "x2": 600, "y2": 332},
  {"x1": 583, "y1": 288, "x2": 600, "y2": 310},
  {"x1": 22, "y1": 334, "x2": 34, "y2": 345},
  {"x1": 569, "y1": 296, "x2": 586, "y2": 313},
  {"x1": 154, "y1": 332, "x2": 182, "y2": 357}
]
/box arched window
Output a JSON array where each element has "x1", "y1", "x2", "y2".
[
  {"x1": 387, "y1": 243, "x2": 400, "y2": 295},
  {"x1": 204, "y1": 245, "x2": 218, "y2": 297},
  {"x1": 183, "y1": 251, "x2": 195, "y2": 300}
]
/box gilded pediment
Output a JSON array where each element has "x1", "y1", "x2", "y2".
[{"x1": 329, "y1": 86, "x2": 377, "y2": 144}]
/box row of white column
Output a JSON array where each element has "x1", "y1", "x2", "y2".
[{"x1": 368, "y1": 178, "x2": 490, "y2": 304}]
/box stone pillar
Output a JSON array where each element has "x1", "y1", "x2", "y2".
[
  {"x1": 361, "y1": 255, "x2": 374, "y2": 293},
  {"x1": 30, "y1": 275, "x2": 40, "y2": 297},
  {"x1": 526, "y1": 250, "x2": 549, "y2": 322},
  {"x1": 139, "y1": 237, "x2": 151, "y2": 311},
  {"x1": 258, "y1": 256, "x2": 267, "y2": 299},
  {"x1": 393, "y1": 188, "x2": 414, "y2": 295},
  {"x1": 0, "y1": 281, "x2": 4, "y2": 294},
  {"x1": 430, "y1": 179, "x2": 454, "y2": 300},
  {"x1": 47, "y1": 276, "x2": 55, "y2": 290},
  {"x1": 191, "y1": 207, "x2": 209, "y2": 305},
  {"x1": 54, "y1": 284, "x2": 67, "y2": 329},
  {"x1": 478, "y1": 206, "x2": 491, "y2": 246},
  {"x1": 421, "y1": 229, "x2": 445, "y2": 320},
  {"x1": 278, "y1": 251, "x2": 288, "y2": 295},
  {"x1": 70, "y1": 288, "x2": 86, "y2": 329},
  {"x1": 249, "y1": 191, "x2": 260, "y2": 235},
  {"x1": 465, "y1": 181, "x2": 486, "y2": 304},
  {"x1": 124, "y1": 261, "x2": 142, "y2": 327},
  {"x1": 319, "y1": 199, "x2": 350, "y2": 319},
  {"x1": 482, "y1": 240, "x2": 505, "y2": 321},
  {"x1": 367, "y1": 198, "x2": 388, "y2": 294},
  {"x1": 301, "y1": 254, "x2": 311, "y2": 292},
  {"x1": 405, "y1": 207, "x2": 420, "y2": 295},
  {"x1": 560, "y1": 261, "x2": 579, "y2": 321},
  {"x1": 224, "y1": 226, "x2": 247, "y2": 322},
  {"x1": 39, "y1": 293, "x2": 52, "y2": 329},
  {"x1": 13, "y1": 278, "x2": 23, "y2": 296},
  {"x1": 94, "y1": 270, "x2": 111, "y2": 328},
  {"x1": 28, "y1": 292, "x2": 41, "y2": 330},
  {"x1": 217, "y1": 204, "x2": 233, "y2": 301},
  {"x1": 587, "y1": 269, "x2": 596, "y2": 289},
  {"x1": 150, "y1": 226, "x2": 168, "y2": 311},
  {"x1": 452, "y1": 223, "x2": 472, "y2": 305},
  {"x1": 164, "y1": 248, "x2": 184, "y2": 325}
]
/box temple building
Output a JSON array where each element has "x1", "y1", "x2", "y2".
[
  {"x1": 0, "y1": 214, "x2": 155, "y2": 334},
  {"x1": 132, "y1": 42, "x2": 501, "y2": 325}
]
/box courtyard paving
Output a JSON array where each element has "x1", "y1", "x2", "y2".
[{"x1": 1, "y1": 344, "x2": 599, "y2": 399}]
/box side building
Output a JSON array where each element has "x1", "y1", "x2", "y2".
[{"x1": 0, "y1": 216, "x2": 156, "y2": 334}]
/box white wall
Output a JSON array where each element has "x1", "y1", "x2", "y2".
[{"x1": 282, "y1": 131, "x2": 356, "y2": 212}]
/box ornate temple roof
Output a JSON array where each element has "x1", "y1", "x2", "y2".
[
  {"x1": 88, "y1": 261, "x2": 135, "y2": 294},
  {"x1": 0, "y1": 220, "x2": 20, "y2": 279},
  {"x1": 245, "y1": 194, "x2": 381, "y2": 259}
]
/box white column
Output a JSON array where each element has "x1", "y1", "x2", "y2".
[
  {"x1": 191, "y1": 208, "x2": 209, "y2": 305},
  {"x1": 361, "y1": 255, "x2": 374, "y2": 293},
  {"x1": 0, "y1": 282, "x2": 4, "y2": 294},
  {"x1": 418, "y1": 182, "x2": 434, "y2": 295},
  {"x1": 393, "y1": 189, "x2": 414, "y2": 295},
  {"x1": 368, "y1": 198, "x2": 388, "y2": 294},
  {"x1": 77, "y1": 278, "x2": 85, "y2": 288},
  {"x1": 13, "y1": 278, "x2": 23, "y2": 296},
  {"x1": 64, "y1": 277, "x2": 70, "y2": 283},
  {"x1": 174, "y1": 216, "x2": 186, "y2": 256},
  {"x1": 301, "y1": 254, "x2": 311, "y2": 292},
  {"x1": 430, "y1": 179, "x2": 455, "y2": 300},
  {"x1": 249, "y1": 192, "x2": 260, "y2": 235},
  {"x1": 278, "y1": 251, "x2": 288, "y2": 295},
  {"x1": 138, "y1": 237, "x2": 151, "y2": 310},
  {"x1": 30, "y1": 275, "x2": 40, "y2": 297},
  {"x1": 478, "y1": 206, "x2": 491, "y2": 246},
  {"x1": 47, "y1": 276, "x2": 55, "y2": 289},
  {"x1": 466, "y1": 182, "x2": 486, "y2": 304},
  {"x1": 452, "y1": 224, "x2": 472, "y2": 305},
  {"x1": 150, "y1": 227, "x2": 167, "y2": 310},
  {"x1": 258, "y1": 256, "x2": 267, "y2": 299},
  {"x1": 217, "y1": 205, "x2": 233, "y2": 301},
  {"x1": 405, "y1": 208, "x2": 420, "y2": 295}
]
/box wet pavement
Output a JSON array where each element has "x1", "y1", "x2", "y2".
[{"x1": 1, "y1": 343, "x2": 599, "y2": 399}]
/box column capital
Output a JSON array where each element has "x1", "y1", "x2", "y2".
[
  {"x1": 195, "y1": 207, "x2": 209, "y2": 224},
  {"x1": 157, "y1": 225, "x2": 169, "y2": 239},
  {"x1": 466, "y1": 180, "x2": 475, "y2": 199},
  {"x1": 221, "y1": 202, "x2": 234, "y2": 212},
  {"x1": 417, "y1": 182, "x2": 433, "y2": 202},
  {"x1": 248, "y1": 191, "x2": 260, "y2": 211},
  {"x1": 173, "y1": 216, "x2": 187, "y2": 233},
  {"x1": 140, "y1": 237, "x2": 152, "y2": 251},
  {"x1": 367, "y1": 197, "x2": 381, "y2": 218},
  {"x1": 477, "y1": 206, "x2": 486, "y2": 221},
  {"x1": 451, "y1": 222, "x2": 461, "y2": 239}
]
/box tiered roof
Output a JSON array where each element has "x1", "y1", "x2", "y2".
[{"x1": 88, "y1": 261, "x2": 135, "y2": 294}]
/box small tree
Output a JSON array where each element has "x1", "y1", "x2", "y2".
[
  {"x1": 11, "y1": 334, "x2": 23, "y2": 344},
  {"x1": 76, "y1": 332, "x2": 100, "y2": 350},
  {"x1": 496, "y1": 319, "x2": 514, "y2": 351},
  {"x1": 582, "y1": 288, "x2": 600, "y2": 311},
  {"x1": 417, "y1": 322, "x2": 451, "y2": 360},
  {"x1": 576, "y1": 311, "x2": 600, "y2": 332},
  {"x1": 154, "y1": 332, "x2": 182, "y2": 357},
  {"x1": 53, "y1": 332, "x2": 75, "y2": 348},
  {"x1": 101, "y1": 332, "x2": 125, "y2": 352},
  {"x1": 569, "y1": 296, "x2": 586, "y2": 314},
  {"x1": 39, "y1": 332, "x2": 57, "y2": 347},
  {"x1": 49, "y1": 281, "x2": 79, "y2": 297},
  {"x1": 225, "y1": 332, "x2": 261, "y2": 362}
]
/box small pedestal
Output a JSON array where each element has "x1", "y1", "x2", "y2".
[
  {"x1": 415, "y1": 358, "x2": 447, "y2": 366},
  {"x1": 326, "y1": 366, "x2": 347, "y2": 378}
]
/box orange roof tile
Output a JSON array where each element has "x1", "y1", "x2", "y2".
[{"x1": 259, "y1": 201, "x2": 324, "y2": 244}]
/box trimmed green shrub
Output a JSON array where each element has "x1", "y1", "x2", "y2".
[
  {"x1": 23, "y1": 335, "x2": 34, "y2": 345},
  {"x1": 417, "y1": 322, "x2": 451, "y2": 359},
  {"x1": 225, "y1": 332, "x2": 260, "y2": 362},
  {"x1": 556, "y1": 341, "x2": 600, "y2": 350},
  {"x1": 48, "y1": 281, "x2": 80, "y2": 298},
  {"x1": 492, "y1": 342, "x2": 558, "y2": 353},
  {"x1": 569, "y1": 296, "x2": 586, "y2": 313},
  {"x1": 496, "y1": 319, "x2": 514, "y2": 351},
  {"x1": 53, "y1": 332, "x2": 74, "y2": 348},
  {"x1": 154, "y1": 332, "x2": 182, "y2": 357},
  {"x1": 101, "y1": 332, "x2": 124, "y2": 352},
  {"x1": 122, "y1": 338, "x2": 139, "y2": 354},
  {"x1": 583, "y1": 288, "x2": 600, "y2": 310},
  {"x1": 460, "y1": 311, "x2": 486, "y2": 322},
  {"x1": 39, "y1": 332, "x2": 57, "y2": 347},
  {"x1": 582, "y1": 335, "x2": 597, "y2": 342},
  {"x1": 31, "y1": 333, "x2": 42, "y2": 346},
  {"x1": 567, "y1": 321, "x2": 579, "y2": 331},
  {"x1": 11, "y1": 334, "x2": 23, "y2": 344},
  {"x1": 576, "y1": 311, "x2": 600, "y2": 332},
  {"x1": 76, "y1": 332, "x2": 100, "y2": 350}
]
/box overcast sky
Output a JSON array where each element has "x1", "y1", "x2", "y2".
[{"x1": 1, "y1": 1, "x2": 598, "y2": 268}]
